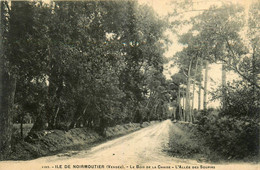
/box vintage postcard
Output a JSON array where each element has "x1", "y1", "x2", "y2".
[{"x1": 0, "y1": 0, "x2": 259, "y2": 170}]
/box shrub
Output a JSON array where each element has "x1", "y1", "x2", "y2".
[{"x1": 197, "y1": 111, "x2": 259, "y2": 160}]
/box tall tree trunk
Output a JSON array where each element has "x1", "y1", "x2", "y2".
[
  {"x1": 185, "y1": 59, "x2": 193, "y2": 122},
  {"x1": 191, "y1": 58, "x2": 199, "y2": 122},
  {"x1": 252, "y1": 48, "x2": 257, "y2": 111},
  {"x1": 48, "y1": 80, "x2": 63, "y2": 129},
  {"x1": 177, "y1": 85, "x2": 181, "y2": 120},
  {"x1": 182, "y1": 89, "x2": 185, "y2": 121},
  {"x1": 0, "y1": 2, "x2": 16, "y2": 159},
  {"x1": 0, "y1": 72, "x2": 16, "y2": 160},
  {"x1": 198, "y1": 60, "x2": 203, "y2": 111},
  {"x1": 198, "y1": 82, "x2": 201, "y2": 110},
  {"x1": 46, "y1": 76, "x2": 56, "y2": 129},
  {"x1": 222, "y1": 62, "x2": 227, "y2": 110},
  {"x1": 203, "y1": 60, "x2": 209, "y2": 110}
]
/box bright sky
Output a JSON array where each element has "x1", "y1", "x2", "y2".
[{"x1": 138, "y1": 0, "x2": 255, "y2": 108}]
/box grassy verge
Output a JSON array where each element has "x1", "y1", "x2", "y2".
[
  {"x1": 166, "y1": 122, "x2": 219, "y2": 162},
  {"x1": 167, "y1": 121, "x2": 259, "y2": 163}
]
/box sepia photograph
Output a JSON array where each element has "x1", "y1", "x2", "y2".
[{"x1": 0, "y1": 0, "x2": 259, "y2": 169}]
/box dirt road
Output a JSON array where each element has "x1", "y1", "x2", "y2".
[{"x1": 0, "y1": 120, "x2": 258, "y2": 170}]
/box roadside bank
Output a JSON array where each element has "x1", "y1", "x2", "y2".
[{"x1": 8, "y1": 121, "x2": 157, "y2": 160}]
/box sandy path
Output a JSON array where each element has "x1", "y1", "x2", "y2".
[{"x1": 0, "y1": 120, "x2": 258, "y2": 170}]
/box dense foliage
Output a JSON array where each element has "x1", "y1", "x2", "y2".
[
  {"x1": 0, "y1": 1, "x2": 172, "y2": 159},
  {"x1": 169, "y1": 1, "x2": 260, "y2": 160},
  {"x1": 197, "y1": 109, "x2": 259, "y2": 160}
]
